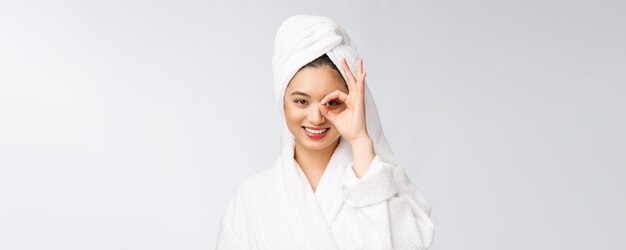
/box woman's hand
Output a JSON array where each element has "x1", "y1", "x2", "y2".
[{"x1": 318, "y1": 57, "x2": 370, "y2": 143}]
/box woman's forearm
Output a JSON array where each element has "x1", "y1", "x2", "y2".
[{"x1": 350, "y1": 136, "x2": 375, "y2": 179}]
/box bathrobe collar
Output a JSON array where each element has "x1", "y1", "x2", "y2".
[{"x1": 274, "y1": 132, "x2": 352, "y2": 248}]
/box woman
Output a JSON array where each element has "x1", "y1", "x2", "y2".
[{"x1": 217, "y1": 15, "x2": 434, "y2": 249}]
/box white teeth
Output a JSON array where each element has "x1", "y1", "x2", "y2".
[{"x1": 304, "y1": 127, "x2": 329, "y2": 134}]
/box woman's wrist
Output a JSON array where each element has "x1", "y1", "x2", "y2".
[{"x1": 350, "y1": 136, "x2": 375, "y2": 179}]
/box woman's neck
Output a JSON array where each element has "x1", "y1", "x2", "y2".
[{"x1": 294, "y1": 139, "x2": 340, "y2": 192}]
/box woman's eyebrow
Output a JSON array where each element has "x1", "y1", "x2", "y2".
[{"x1": 290, "y1": 91, "x2": 311, "y2": 98}]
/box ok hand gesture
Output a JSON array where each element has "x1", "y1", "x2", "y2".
[{"x1": 317, "y1": 58, "x2": 370, "y2": 143}]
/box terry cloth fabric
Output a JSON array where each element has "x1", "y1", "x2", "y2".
[{"x1": 217, "y1": 14, "x2": 435, "y2": 249}]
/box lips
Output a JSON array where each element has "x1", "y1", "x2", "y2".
[{"x1": 302, "y1": 126, "x2": 329, "y2": 139}]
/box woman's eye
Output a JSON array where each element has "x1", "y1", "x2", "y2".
[
  {"x1": 295, "y1": 99, "x2": 307, "y2": 105},
  {"x1": 327, "y1": 100, "x2": 342, "y2": 106}
]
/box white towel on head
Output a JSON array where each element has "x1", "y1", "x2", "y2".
[
  {"x1": 217, "y1": 14, "x2": 435, "y2": 249},
  {"x1": 272, "y1": 14, "x2": 395, "y2": 165}
]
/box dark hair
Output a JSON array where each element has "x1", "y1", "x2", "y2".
[
  {"x1": 303, "y1": 54, "x2": 339, "y2": 71},
  {"x1": 297, "y1": 54, "x2": 346, "y2": 85}
]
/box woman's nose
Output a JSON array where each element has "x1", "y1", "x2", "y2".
[{"x1": 308, "y1": 106, "x2": 326, "y2": 124}]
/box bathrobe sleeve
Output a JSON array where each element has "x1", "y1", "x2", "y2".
[
  {"x1": 342, "y1": 155, "x2": 435, "y2": 249},
  {"x1": 216, "y1": 187, "x2": 250, "y2": 249}
]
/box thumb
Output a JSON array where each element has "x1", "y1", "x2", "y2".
[{"x1": 318, "y1": 102, "x2": 337, "y2": 122}]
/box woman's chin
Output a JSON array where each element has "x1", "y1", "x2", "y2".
[{"x1": 297, "y1": 136, "x2": 339, "y2": 151}]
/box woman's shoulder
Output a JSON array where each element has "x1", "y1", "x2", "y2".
[
  {"x1": 223, "y1": 165, "x2": 284, "y2": 213},
  {"x1": 232, "y1": 165, "x2": 278, "y2": 197}
]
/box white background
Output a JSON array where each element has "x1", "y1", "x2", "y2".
[{"x1": 1, "y1": 0, "x2": 624, "y2": 249}]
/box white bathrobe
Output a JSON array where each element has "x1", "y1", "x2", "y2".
[{"x1": 217, "y1": 15, "x2": 434, "y2": 249}]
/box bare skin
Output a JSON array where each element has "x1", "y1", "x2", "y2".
[
  {"x1": 284, "y1": 58, "x2": 374, "y2": 192},
  {"x1": 294, "y1": 139, "x2": 339, "y2": 192}
]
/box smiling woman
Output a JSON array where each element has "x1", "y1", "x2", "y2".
[
  {"x1": 284, "y1": 54, "x2": 349, "y2": 192},
  {"x1": 284, "y1": 55, "x2": 348, "y2": 176},
  {"x1": 217, "y1": 14, "x2": 434, "y2": 249}
]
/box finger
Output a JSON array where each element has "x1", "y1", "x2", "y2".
[
  {"x1": 341, "y1": 58, "x2": 357, "y2": 89},
  {"x1": 358, "y1": 71, "x2": 367, "y2": 91},
  {"x1": 318, "y1": 102, "x2": 338, "y2": 121},
  {"x1": 354, "y1": 72, "x2": 366, "y2": 107},
  {"x1": 320, "y1": 90, "x2": 348, "y2": 105},
  {"x1": 357, "y1": 59, "x2": 366, "y2": 90},
  {"x1": 341, "y1": 57, "x2": 357, "y2": 83}
]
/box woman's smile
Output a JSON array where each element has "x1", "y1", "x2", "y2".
[{"x1": 302, "y1": 126, "x2": 330, "y2": 139}]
